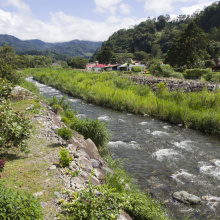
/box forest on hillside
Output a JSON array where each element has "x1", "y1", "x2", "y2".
[{"x1": 91, "y1": 1, "x2": 220, "y2": 64}]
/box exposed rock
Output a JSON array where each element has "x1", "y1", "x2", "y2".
[
  {"x1": 117, "y1": 211, "x2": 133, "y2": 220},
  {"x1": 78, "y1": 156, "x2": 93, "y2": 171},
  {"x1": 172, "y1": 191, "x2": 201, "y2": 205},
  {"x1": 90, "y1": 176, "x2": 101, "y2": 186},
  {"x1": 94, "y1": 168, "x2": 105, "y2": 180},
  {"x1": 33, "y1": 191, "x2": 44, "y2": 197},
  {"x1": 90, "y1": 158, "x2": 101, "y2": 168},
  {"x1": 50, "y1": 165, "x2": 57, "y2": 170},
  {"x1": 26, "y1": 104, "x2": 34, "y2": 111}
]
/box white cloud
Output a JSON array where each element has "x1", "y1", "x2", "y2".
[
  {"x1": 0, "y1": 9, "x2": 145, "y2": 42},
  {"x1": 119, "y1": 3, "x2": 131, "y2": 14},
  {"x1": 93, "y1": 0, "x2": 122, "y2": 14},
  {"x1": 143, "y1": 0, "x2": 175, "y2": 15},
  {"x1": 1, "y1": 0, "x2": 30, "y2": 12},
  {"x1": 181, "y1": 1, "x2": 215, "y2": 15}
]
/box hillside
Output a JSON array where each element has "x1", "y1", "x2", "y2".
[
  {"x1": 0, "y1": 35, "x2": 102, "y2": 59},
  {"x1": 100, "y1": 1, "x2": 220, "y2": 55}
]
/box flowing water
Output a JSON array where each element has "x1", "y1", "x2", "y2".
[{"x1": 27, "y1": 77, "x2": 220, "y2": 219}]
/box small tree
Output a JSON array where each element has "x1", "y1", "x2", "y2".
[
  {"x1": 67, "y1": 57, "x2": 88, "y2": 69},
  {"x1": 97, "y1": 47, "x2": 114, "y2": 65}
]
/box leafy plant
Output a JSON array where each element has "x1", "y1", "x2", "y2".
[
  {"x1": 70, "y1": 118, "x2": 110, "y2": 148},
  {"x1": 58, "y1": 147, "x2": 72, "y2": 167},
  {"x1": 0, "y1": 181, "x2": 43, "y2": 219},
  {"x1": 59, "y1": 170, "x2": 169, "y2": 220},
  {"x1": 0, "y1": 101, "x2": 32, "y2": 151},
  {"x1": 132, "y1": 66, "x2": 142, "y2": 73},
  {"x1": 56, "y1": 127, "x2": 73, "y2": 141},
  {"x1": 0, "y1": 78, "x2": 14, "y2": 100},
  {"x1": 47, "y1": 96, "x2": 70, "y2": 111}
]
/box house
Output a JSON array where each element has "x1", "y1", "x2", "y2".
[
  {"x1": 118, "y1": 63, "x2": 130, "y2": 71},
  {"x1": 86, "y1": 63, "x2": 96, "y2": 70},
  {"x1": 118, "y1": 63, "x2": 145, "y2": 71},
  {"x1": 103, "y1": 64, "x2": 119, "y2": 71},
  {"x1": 93, "y1": 64, "x2": 106, "y2": 72}
]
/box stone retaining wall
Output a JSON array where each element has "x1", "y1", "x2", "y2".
[{"x1": 125, "y1": 75, "x2": 218, "y2": 92}]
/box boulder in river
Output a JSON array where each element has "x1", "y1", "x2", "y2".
[{"x1": 172, "y1": 191, "x2": 201, "y2": 205}]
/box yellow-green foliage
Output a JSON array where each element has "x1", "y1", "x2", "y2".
[{"x1": 27, "y1": 68, "x2": 220, "y2": 134}]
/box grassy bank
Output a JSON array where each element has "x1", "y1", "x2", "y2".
[{"x1": 26, "y1": 67, "x2": 220, "y2": 135}]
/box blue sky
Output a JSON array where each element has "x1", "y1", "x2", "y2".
[{"x1": 0, "y1": 0, "x2": 217, "y2": 42}]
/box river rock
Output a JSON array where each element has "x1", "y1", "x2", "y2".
[
  {"x1": 78, "y1": 156, "x2": 93, "y2": 171},
  {"x1": 172, "y1": 191, "x2": 201, "y2": 205},
  {"x1": 89, "y1": 158, "x2": 101, "y2": 168},
  {"x1": 117, "y1": 211, "x2": 133, "y2": 220},
  {"x1": 94, "y1": 168, "x2": 105, "y2": 180}
]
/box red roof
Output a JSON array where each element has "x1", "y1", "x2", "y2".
[
  {"x1": 86, "y1": 64, "x2": 96, "y2": 67},
  {"x1": 94, "y1": 64, "x2": 106, "y2": 68}
]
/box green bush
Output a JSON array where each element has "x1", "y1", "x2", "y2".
[
  {"x1": 169, "y1": 72, "x2": 184, "y2": 79},
  {"x1": 0, "y1": 181, "x2": 43, "y2": 219},
  {"x1": 58, "y1": 147, "x2": 72, "y2": 167},
  {"x1": 47, "y1": 96, "x2": 70, "y2": 111},
  {"x1": 210, "y1": 73, "x2": 220, "y2": 82},
  {"x1": 0, "y1": 102, "x2": 32, "y2": 151},
  {"x1": 205, "y1": 60, "x2": 215, "y2": 68},
  {"x1": 70, "y1": 118, "x2": 110, "y2": 148},
  {"x1": 149, "y1": 59, "x2": 162, "y2": 76},
  {"x1": 203, "y1": 71, "x2": 214, "y2": 81},
  {"x1": 132, "y1": 66, "x2": 142, "y2": 72},
  {"x1": 184, "y1": 68, "x2": 211, "y2": 79},
  {"x1": 0, "y1": 78, "x2": 13, "y2": 99},
  {"x1": 56, "y1": 127, "x2": 73, "y2": 141}
]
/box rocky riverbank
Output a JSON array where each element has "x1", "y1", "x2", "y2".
[
  {"x1": 10, "y1": 86, "x2": 132, "y2": 220},
  {"x1": 125, "y1": 75, "x2": 218, "y2": 92}
]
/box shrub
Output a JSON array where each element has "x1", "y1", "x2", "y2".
[
  {"x1": 184, "y1": 68, "x2": 211, "y2": 79},
  {"x1": 169, "y1": 72, "x2": 184, "y2": 79},
  {"x1": 132, "y1": 66, "x2": 142, "y2": 73},
  {"x1": 203, "y1": 71, "x2": 214, "y2": 81},
  {"x1": 210, "y1": 73, "x2": 220, "y2": 82},
  {"x1": 56, "y1": 127, "x2": 73, "y2": 141},
  {"x1": 52, "y1": 104, "x2": 63, "y2": 114},
  {"x1": 58, "y1": 147, "x2": 72, "y2": 167},
  {"x1": 70, "y1": 118, "x2": 110, "y2": 148},
  {"x1": 205, "y1": 60, "x2": 215, "y2": 68},
  {"x1": 0, "y1": 102, "x2": 32, "y2": 151},
  {"x1": 149, "y1": 59, "x2": 162, "y2": 76},
  {"x1": 0, "y1": 78, "x2": 13, "y2": 99},
  {"x1": 47, "y1": 96, "x2": 70, "y2": 111},
  {"x1": 0, "y1": 181, "x2": 43, "y2": 219}
]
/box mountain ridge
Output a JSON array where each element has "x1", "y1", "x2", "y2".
[{"x1": 0, "y1": 34, "x2": 102, "y2": 59}]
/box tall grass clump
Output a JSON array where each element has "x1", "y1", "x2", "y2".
[{"x1": 25, "y1": 68, "x2": 220, "y2": 135}]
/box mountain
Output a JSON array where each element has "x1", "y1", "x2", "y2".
[
  {"x1": 0, "y1": 35, "x2": 102, "y2": 59},
  {"x1": 100, "y1": 1, "x2": 220, "y2": 55}
]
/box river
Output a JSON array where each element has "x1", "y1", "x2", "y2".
[{"x1": 27, "y1": 77, "x2": 220, "y2": 219}]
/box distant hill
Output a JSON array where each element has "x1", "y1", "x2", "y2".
[
  {"x1": 100, "y1": 1, "x2": 220, "y2": 55},
  {"x1": 0, "y1": 35, "x2": 102, "y2": 59}
]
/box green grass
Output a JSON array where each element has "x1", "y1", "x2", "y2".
[{"x1": 25, "y1": 67, "x2": 220, "y2": 135}]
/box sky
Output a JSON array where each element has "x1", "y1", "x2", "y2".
[{"x1": 0, "y1": 0, "x2": 217, "y2": 43}]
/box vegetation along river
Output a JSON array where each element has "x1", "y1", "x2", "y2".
[{"x1": 27, "y1": 77, "x2": 220, "y2": 219}]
